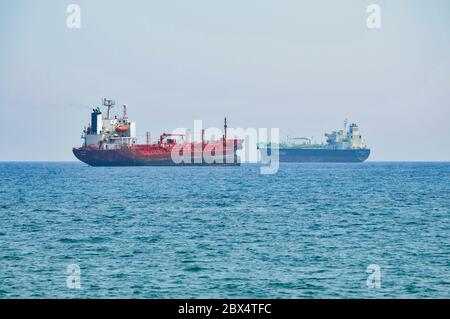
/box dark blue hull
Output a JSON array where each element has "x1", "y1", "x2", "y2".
[{"x1": 270, "y1": 148, "x2": 370, "y2": 163}]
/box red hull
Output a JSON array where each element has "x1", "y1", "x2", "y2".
[{"x1": 73, "y1": 140, "x2": 242, "y2": 166}]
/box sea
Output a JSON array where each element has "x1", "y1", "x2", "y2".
[{"x1": 0, "y1": 162, "x2": 449, "y2": 298}]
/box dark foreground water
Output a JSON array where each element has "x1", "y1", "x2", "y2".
[{"x1": 0, "y1": 162, "x2": 449, "y2": 298}]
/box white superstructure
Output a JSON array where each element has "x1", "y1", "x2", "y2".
[
  {"x1": 324, "y1": 119, "x2": 367, "y2": 149},
  {"x1": 82, "y1": 98, "x2": 137, "y2": 149}
]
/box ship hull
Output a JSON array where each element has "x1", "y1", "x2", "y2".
[
  {"x1": 73, "y1": 148, "x2": 240, "y2": 166},
  {"x1": 264, "y1": 148, "x2": 370, "y2": 163}
]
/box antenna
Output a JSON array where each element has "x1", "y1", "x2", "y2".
[
  {"x1": 224, "y1": 117, "x2": 228, "y2": 140},
  {"x1": 123, "y1": 104, "x2": 127, "y2": 117},
  {"x1": 102, "y1": 98, "x2": 115, "y2": 119}
]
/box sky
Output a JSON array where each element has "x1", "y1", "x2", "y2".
[{"x1": 0, "y1": 0, "x2": 449, "y2": 161}]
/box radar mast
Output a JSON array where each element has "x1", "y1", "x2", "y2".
[{"x1": 102, "y1": 98, "x2": 116, "y2": 120}]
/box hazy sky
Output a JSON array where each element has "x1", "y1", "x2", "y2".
[{"x1": 0, "y1": 0, "x2": 449, "y2": 161}]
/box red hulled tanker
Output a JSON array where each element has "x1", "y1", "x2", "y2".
[{"x1": 73, "y1": 99, "x2": 242, "y2": 166}]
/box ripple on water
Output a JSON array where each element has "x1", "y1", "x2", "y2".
[{"x1": 0, "y1": 162, "x2": 449, "y2": 298}]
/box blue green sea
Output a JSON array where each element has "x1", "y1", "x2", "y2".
[{"x1": 0, "y1": 162, "x2": 449, "y2": 298}]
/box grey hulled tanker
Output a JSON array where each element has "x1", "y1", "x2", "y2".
[{"x1": 259, "y1": 120, "x2": 370, "y2": 162}]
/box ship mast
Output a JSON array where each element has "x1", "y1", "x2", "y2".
[
  {"x1": 123, "y1": 104, "x2": 127, "y2": 118},
  {"x1": 224, "y1": 117, "x2": 228, "y2": 140},
  {"x1": 103, "y1": 98, "x2": 115, "y2": 120}
]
